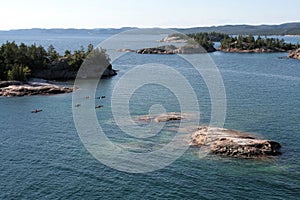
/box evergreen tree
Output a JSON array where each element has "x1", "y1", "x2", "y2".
[{"x1": 7, "y1": 64, "x2": 31, "y2": 81}]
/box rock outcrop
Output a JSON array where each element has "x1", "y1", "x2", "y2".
[
  {"x1": 118, "y1": 48, "x2": 136, "y2": 53},
  {"x1": 136, "y1": 44, "x2": 215, "y2": 54},
  {"x1": 190, "y1": 126, "x2": 281, "y2": 158},
  {"x1": 159, "y1": 35, "x2": 188, "y2": 43},
  {"x1": 175, "y1": 45, "x2": 215, "y2": 53},
  {"x1": 288, "y1": 48, "x2": 300, "y2": 60},
  {"x1": 218, "y1": 47, "x2": 286, "y2": 53},
  {"x1": 129, "y1": 112, "x2": 282, "y2": 159},
  {"x1": 0, "y1": 81, "x2": 72, "y2": 97},
  {"x1": 137, "y1": 112, "x2": 186, "y2": 123},
  {"x1": 136, "y1": 45, "x2": 179, "y2": 54}
]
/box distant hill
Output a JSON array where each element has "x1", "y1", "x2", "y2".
[
  {"x1": 0, "y1": 27, "x2": 135, "y2": 35},
  {"x1": 1, "y1": 23, "x2": 300, "y2": 35},
  {"x1": 175, "y1": 22, "x2": 300, "y2": 35}
]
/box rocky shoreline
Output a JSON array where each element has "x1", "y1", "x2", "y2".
[
  {"x1": 120, "y1": 45, "x2": 298, "y2": 56},
  {"x1": 119, "y1": 44, "x2": 215, "y2": 54},
  {"x1": 158, "y1": 35, "x2": 188, "y2": 43},
  {"x1": 218, "y1": 47, "x2": 286, "y2": 53},
  {"x1": 288, "y1": 48, "x2": 300, "y2": 59},
  {"x1": 0, "y1": 80, "x2": 72, "y2": 97}
]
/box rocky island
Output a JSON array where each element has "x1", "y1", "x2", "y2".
[
  {"x1": 0, "y1": 80, "x2": 72, "y2": 97},
  {"x1": 190, "y1": 126, "x2": 281, "y2": 158},
  {"x1": 0, "y1": 42, "x2": 117, "y2": 82},
  {"x1": 119, "y1": 32, "x2": 219, "y2": 54},
  {"x1": 136, "y1": 112, "x2": 281, "y2": 159},
  {"x1": 219, "y1": 35, "x2": 299, "y2": 53},
  {"x1": 135, "y1": 44, "x2": 215, "y2": 54},
  {"x1": 0, "y1": 42, "x2": 117, "y2": 96},
  {"x1": 120, "y1": 33, "x2": 299, "y2": 56}
]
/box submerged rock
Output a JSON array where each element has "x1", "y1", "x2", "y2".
[
  {"x1": 118, "y1": 48, "x2": 135, "y2": 52},
  {"x1": 134, "y1": 112, "x2": 282, "y2": 159},
  {"x1": 153, "y1": 112, "x2": 183, "y2": 122},
  {"x1": 136, "y1": 112, "x2": 195, "y2": 123},
  {"x1": 190, "y1": 126, "x2": 281, "y2": 158}
]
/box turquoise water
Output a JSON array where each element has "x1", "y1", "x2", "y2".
[{"x1": 0, "y1": 33, "x2": 300, "y2": 199}]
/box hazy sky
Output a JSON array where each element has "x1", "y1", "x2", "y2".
[{"x1": 1, "y1": 0, "x2": 299, "y2": 30}]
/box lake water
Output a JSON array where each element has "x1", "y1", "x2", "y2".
[{"x1": 0, "y1": 31, "x2": 299, "y2": 199}]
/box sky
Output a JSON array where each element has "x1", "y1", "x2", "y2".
[{"x1": 0, "y1": 0, "x2": 299, "y2": 30}]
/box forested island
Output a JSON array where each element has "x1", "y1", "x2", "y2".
[
  {"x1": 132, "y1": 32, "x2": 227, "y2": 54},
  {"x1": 219, "y1": 35, "x2": 300, "y2": 52},
  {"x1": 0, "y1": 42, "x2": 116, "y2": 82},
  {"x1": 159, "y1": 33, "x2": 300, "y2": 55},
  {"x1": 1, "y1": 33, "x2": 299, "y2": 84}
]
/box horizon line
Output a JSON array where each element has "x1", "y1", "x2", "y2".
[{"x1": 1, "y1": 21, "x2": 300, "y2": 31}]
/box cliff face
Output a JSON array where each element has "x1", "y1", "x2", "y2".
[{"x1": 288, "y1": 48, "x2": 300, "y2": 60}]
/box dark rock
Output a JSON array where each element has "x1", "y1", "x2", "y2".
[
  {"x1": 136, "y1": 47, "x2": 174, "y2": 54},
  {"x1": 32, "y1": 59, "x2": 117, "y2": 80},
  {"x1": 136, "y1": 44, "x2": 215, "y2": 54},
  {"x1": 0, "y1": 81, "x2": 23, "y2": 88}
]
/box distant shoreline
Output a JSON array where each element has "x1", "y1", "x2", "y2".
[{"x1": 1, "y1": 22, "x2": 300, "y2": 35}]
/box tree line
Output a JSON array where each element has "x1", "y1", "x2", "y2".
[
  {"x1": 187, "y1": 32, "x2": 228, "y2": 51},
  {"x1": 220, "y1": 35, "x2": 300, "y2": 51},
  {"x1": 0, "y1": 42, "x2": 110, "y2": 81},
  {"x1": 172, "y1": 32, "x2": 299, "y2": 52},
  {"x1": 169, "y1": 32, "x2": 228, "y2": 51}
]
